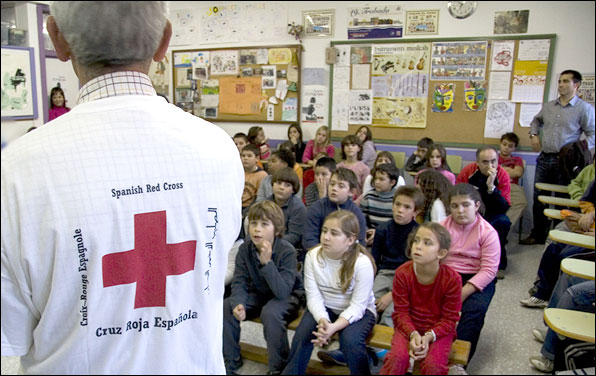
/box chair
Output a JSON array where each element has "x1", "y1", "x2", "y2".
[
  {"x1": 389, "y1": 151, "x2": 406, "y2": 169},
  {"x1": 446, "y1": 154, "x2": 462, "y2": 174}
]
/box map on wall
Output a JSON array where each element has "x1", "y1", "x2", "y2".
[{"x1": 198, "y1": 3, "x2": 287, "y2": 44}]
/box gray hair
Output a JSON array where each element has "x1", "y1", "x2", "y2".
[{"x1": 49, "y1": 1, "x2": 168, "y2": 68}]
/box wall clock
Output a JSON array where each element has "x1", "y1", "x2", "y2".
[{"x1": 447, "y1": 1, "x2": 478, "y2": 19}]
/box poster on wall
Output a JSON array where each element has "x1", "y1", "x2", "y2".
[
  {"x1": 494, "y1": 10, "x2": 529, "y2": 34},
  {"x1": 301, "y1": 85, "x2": 327, "y2": 125},
  {"x1": 347, "y1": 4, "x2": 404, "y2": 39},
  {"x1": 370, "y1": 42, "x2": 430, "y2": 128},
  {"x1": 1, "y1": 46, "x2": 37, "y2": 120},
  {"x1": 348, "y1": 90, "x2": 373, "y2": 124},
  {"x1": 431, "y1": 41, "x2": 487, "y2": 80},
  {"x1": 210, "y1": 50, "x2": 239, "y2": 75},
  {"x1": 511, "y1": 60, "x2": 547, "y2": 103},
  {"x1": 405, "y1": 10, "x2": 439, "y2": 35}
]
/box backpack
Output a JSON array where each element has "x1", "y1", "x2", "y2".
[{"x1": 559, "y1": 140, "x2": 593, "y2": 185}]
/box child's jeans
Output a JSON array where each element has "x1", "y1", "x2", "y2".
[
  {"x1": 223, "y1": 293, "x2": 300, "y2": 373},
  {"x1": 380, "y1": 330, "x2": 455, "y2": 375},
  {"x1": 282, "y1": 307, "x2": 376, "y2": 375}
]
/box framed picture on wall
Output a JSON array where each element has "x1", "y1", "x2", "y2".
[
  {"x1": 303, "y1": 9, "x2": 334, "y2": 37},
  {"x1": 1, "y1": 46, "x2": 38, "y2": 120}
]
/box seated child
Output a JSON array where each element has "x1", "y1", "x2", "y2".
[
  {"x1": 417, "y1": 169, "x2": 451, "y2": 223},
  {"x1": 303, "y1": 151, "x2": 329, "y2": 193},
  {"x1": 257, "y1": 148, "x2": 302, "y2": 203},
  {"x1": 355, "y1": 125, "x2": 377, "y2": 169},
  {"x1": 361, "y1": 151, "x2": 406, "y2": 199},
  {"x1": 405, "y1": 137, "x2": 434, "y2": 173},
  {"x1": 233, "y1": 132, "x2": 249, "y2": 154},
  {"x1": 302, "y1": 168, "x2": 367, "y2": 250},
  {"x1": 223, "y1": 201, "x2": 304, "y2": 375},
  {"x1": 302, "y1": 125, "x2": 335, "y2": 167},
  {"x1": 439, "y1": 183, "x2": 500, "y2": 367},
  {"x1": 337, "y1": 135, "x2": 371, "y2": 198},
  {"x1": 248, "y1": 126, "x2": 271, "y2": 160},
  {"x1": 415, "y1": 144, "x2": 456, "y2": 185},
  {"x1": 304, "y1": 156, "x2": 336, "y2": 208},
  {"x1": 381, "y1": 223, "x2": 462, "y2": 375},
  {"x1": 267, "y1": 167, "x2": 307, "y2": 250},
  {"x1": 241, "y1": 144, "x2": 268, "y2": 217},
  {"x1": 498, "y1": 132, "x2": 527, "y2": 227},
  {"x1": 371, "y1": 186, "x2": 424, "y2": 326},
  {"x1": 317, "y1": 186, "x2": 423, "y2": 367},
  {"x1": 288, "y1": 123, "x2": 307, "y2": 164},
  {"x1": 360, "y1": 163, "x2": 402, "y2": 245},
  {"x1": 283, "y1": 210, "x2": 377, "y2": 375},
  {"x1": 279, "y1": 141, "x2": 304, "y2": 181}
]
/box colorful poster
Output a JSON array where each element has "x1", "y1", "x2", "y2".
[
  {"x1": 348, "y1": 4, "x2": 404, "y2": 39},
  {"x1": 351, "y1": 46, "x2": 372, "y2": 64},
  {"x1": 491, "y1": 40, "x2": 515, "y2": 71},
  {"x1": 577, "y1": 74, "x2": 594, "y2": 106},
  {"x1": 431, "y1": 41, "x2": 487, "y2": 80},
  {"x1": 372, "y1": 98, "x2": 426, "y2": 128},
  {"x1": 372, "y1": 43, "x2": 431, "y2": 75},
  {"x1": 432, "y1": 83, "x2": 455, "y2": 113},
  {"x1": 463, "y1": 81, "x2": 487, "y2": 111},
  {"x1": 348, "y1": 90, "x2": 373, "y2": 124},
  {"x1": 511, "y1": 60, "x2": 547, "y2": 103},
  {"x1": 494, "y1": 10, "x2": 529, "y2": 35},
  {"x1": 484, "y1": 100, "x2": 515, "y2": 138},
  {"x1": 218, "y1": 76, "x2": 262, "y2": 114}
]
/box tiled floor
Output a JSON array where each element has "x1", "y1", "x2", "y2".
[{"x1": 1, "y1": 232, "x2": 550, "y2": 375}]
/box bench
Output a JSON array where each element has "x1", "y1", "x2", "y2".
[{"x1": 240, "y1": 310, "x2": 471, "y2": 374}]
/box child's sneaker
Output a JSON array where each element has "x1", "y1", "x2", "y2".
[
  {"x1": 529, "y1": 355, "x2": 554, "y2": 373},
  {"x1": 520, "y1": 296, "x2": 548, "y2": 308},
  {"x1": 532, "y1": 328, "x2": 547, "y2": 343},
  {"x1": 317, "y1": 349, "x2": 347, "y2": 366}
]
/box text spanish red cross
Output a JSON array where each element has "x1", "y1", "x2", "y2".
[{"x1": 102, "y1": 211, "x2": 196, "y2": 308}]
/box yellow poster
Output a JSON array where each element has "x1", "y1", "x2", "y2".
[
  {"x1": 268, "y1": 48, "x2": 292, "y2": 64},
  {"x1": 219, "y1": 77, "x2": 262, "y2": 115},
  {"x1": 373, "y1": 97, "x2": 426, "y2": 128},
  {"x1": 513, "y1": 60, "x2": 548, "y2": 76}
]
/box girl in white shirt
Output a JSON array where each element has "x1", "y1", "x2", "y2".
[
  {"x1": 416, "y1": 169, "x2": 451, "y2": 223},
  {"x1": 282, "y1": 210, "x2": 377, "y2": 375}
]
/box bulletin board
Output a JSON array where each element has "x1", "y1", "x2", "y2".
[
  {"x1": 329, "y1": 34, "x2": 556, "y2": 149},
  {"x1": 172, "y1": 44, "x2": 302, "y2": 123}
]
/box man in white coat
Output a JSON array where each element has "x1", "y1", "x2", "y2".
[{"x1": 1, "y1": 2, "x2": 244, "y2": 374}]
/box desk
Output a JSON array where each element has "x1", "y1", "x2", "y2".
[
  {"x1": 561, "y1": 258, "x2": 595, "y2": 280},
  {"x1": 538, "y1": 195, "x2": 580, "y2": 208},
  {"x1": 535, "y1": 182, "x2": 570, "y2": 194},
  {"x1": 543, "y1": 308, "x2": 595, "y2": 343},
  {"x1": 548, "y1": 230, "x2": 595, "y2": 249},
  {"x1": 544, "y1": 209, "x2": 563, "y2": 220}
]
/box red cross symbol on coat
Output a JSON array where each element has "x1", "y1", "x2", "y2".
[{"x1": 102, "y1": 211, "x2": 197, "y2": 309}]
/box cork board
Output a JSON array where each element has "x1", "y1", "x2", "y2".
[
  {"x1": 330, "y1": 35, "x2": 556, "y2": 149},
  {"x1": 172, "y1": 44, "x2": 302, "y2": 123}
]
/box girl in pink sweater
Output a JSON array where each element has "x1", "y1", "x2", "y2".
[
  {"x1": 439, "y1": 183, "x2": 500, "y2": 370},
  {"x1": 415, "y1": 144, "x2": 456, "y2": 185},
  {"x1": 48, "y1": 86, "x2": 71, "y2": 122}
]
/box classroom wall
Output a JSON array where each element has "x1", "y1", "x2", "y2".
[{"x1": 2, "y1": 1, "x2": 594, "y2": 147}]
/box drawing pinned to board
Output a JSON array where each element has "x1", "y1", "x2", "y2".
[
  {"x1": 351, "y1": 46, "x2": 372, "y2": 64},
  {"x1": 210, "y1": 50, "x2": 239, "y2": 75},
  {"x1": 432, "y1": 83, "x2": 455, "y2": 112},
  {"x1": 464, "y1": 81, "x2": 487, "y2": 111},
  {"x1": 372, "y1": 97, "x2": 426, "y2": 128},
  {"x1": 348, "y1": 90, "x2": 373, "y2": 125},
  {"x1": 484, "y1": 100, "x2": 515, "y2": 138}
]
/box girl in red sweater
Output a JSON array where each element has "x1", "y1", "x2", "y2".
[{"x1": 381, "y1": 222, "x2": 462, "y2": 375}]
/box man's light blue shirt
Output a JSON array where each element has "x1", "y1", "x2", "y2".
[{"x1": 530, "y1": 95, "x2": 595, "y2": 153}]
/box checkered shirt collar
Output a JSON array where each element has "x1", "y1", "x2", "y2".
[{"x1": 77, "y1": 71, "x2": 156, "y2": 105}]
